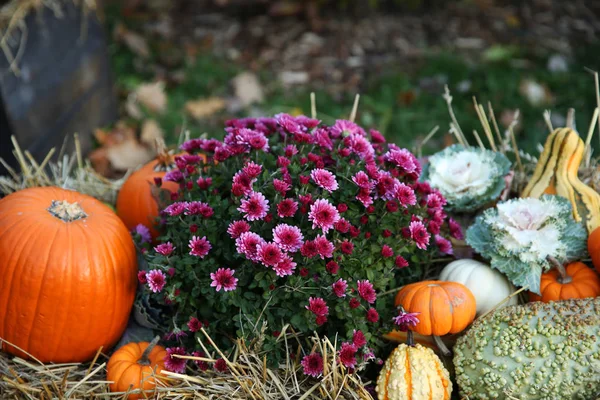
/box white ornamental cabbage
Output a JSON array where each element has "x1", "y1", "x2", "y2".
[
  {"x1": 421, "y1": 145, "x2": 510, "y2": 212},
  {"x1": 466, "y1": 195, "x2": 587, "y2": 295}
]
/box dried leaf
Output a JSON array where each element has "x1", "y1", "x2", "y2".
[
  {"x1": 114, "y1": 23, "x2": 150, "y2": 59},
  {"x1": 134, "y1": 82, "x2": 168, "y2": 115},
  {"x1": 140, "y1": 119, "x2": 164, "y2": 147},
  {"x1": 106, "y1": 139, "x2": 154, "y2": 171},
  {"x1": 231, "y1": 72, "x2": 264, "y2": 107},
  {"x1": 185, "y1": 97, "x2": 226, "y2": 120},
  {"x1": 94, "y1": 123, "x2": 137, "y2": 147}
]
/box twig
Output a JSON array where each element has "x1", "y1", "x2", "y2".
[
  {"x1": 349, "y1": 94, "x2": 360, "y2": 123},
  {"x1": 310, "y1": 92, "x2": 317, "y2": 120},
  {"x1": 487, "y1": 102, "x2": 504, "y2": 150},
  {"x1": 472, "y1": 130, "x2": 485, "y2": 150},
  {"x1": 566, "y1": 108, "x2": 575, "y2": 129},
  {"x1": 543, "y1": 110, "x2": 554, "y2": 132},
  {"x1": 416, "y1": 126, "x2": 439, "y2": 158},
  {"x1": 507, "y1": 110, "x2": 523, "y2": 173},
  {"x1": 472, "y1": 98, "x2": 497, "y2": 151},
  {"x1": 585, "y1": 67, "x2": 600, "y2": 150},
  {"x1": 584, "y1": 107, "x2": 599, "y2": 167},
  {"x1": 443, "y1": 85, "x2": 468, "y2": 146}
]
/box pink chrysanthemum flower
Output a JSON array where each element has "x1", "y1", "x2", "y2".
[
  {"x1": 187, "y1": 317, "x2": 203, "y2": 332},
  {"x1": 284, "y1": 144, "x2": 299, "y2": 157},
  {"x1": 227, "y1": 220, "x2": 251, "y2": 239},
  {"x1": 186, "y1": 201, "x2": 214, "y2": 217},
  {"x1": 138, "y1": 271, "x2": 147, "y2": 284},
  {"x1": 165, "y1": 347, "x2": 187, "y2": 373},
  {"x1": 395, "y1": 255, "x2": 409, "y2": 268},
  {"x1": 300, "y1": 240, "x2": 318, "y2": 258},
  {"x1": 375, "y1": 172, "x2": 399, "y2": 201},
  {"x1": 344, "y1": 133, "x2": 374, "y2": 159},
  {"x1": 192, "y1": 351, "x2": 209, "y2": 371},
  {"x1": 146, "y1": 269, "x2": 167, "y2": 293},
  {"x1": 163, "y1": 170, "x2": 184, "y2": 183},
  {"x1": 243, "y1": 161, "x2": 263, "y2": 178},
  {"x1": 357, "y1": 280, "x2": 377, "y2": 304},
  {"x1": 409, "y1": 221, "x2": 430, "y2": 250},
  {"x1": 163, "y1": 202, "x2": 188, "y2": 216},
  {"x1": 273, "y1": 179, "x2": 291, "y2": 196},
  {"x1": 273, "y1": 254, "x2": 297, "y2": 277},
  {"x1": 214, "y1": 358, "x2": 228, "y2": 372},
  {"x1": 352, "y1": 330, "x2": 367, "y2": 348},
  {"x1": 273, "y1": 224, "x2": 304, "y2": 252},
  {"x1": 232, "y1": 171, "x2": 255, "y2": 196},
  {"x1": 235, "y1": 232, "x2": 265, "y2": 261},
  {"x1": 314, "y1": 235, "x2": 334, "y2": 259},
  {"x1": 308, "y1": 199, "x2": 340, "y2": 234},
  {"x1": 238, "y1": 192, "x2": 270, "y2": 221},
  {"x1": 210, "y1": 268, "x2": 238, "y2": 292},
  {"x1": 155, "y1": 242, "x2": 175, "y2": 256},
  {"x1": 449, "y1": 218, "x2": 464, "y2": 240},
  {"x1": 366, "y1": 308, "x2": 379, "y2": 323},
  {"x1": 396, "y1": 183, "x2": 417, "y2": 207},
  {"x1": 332, "y1": 279, "x2": 348, "y2": 298},
  {"x1": 393, "y1": 310, "x2": 420, "y2": 332},
  {"x1": 331, "y1": 120, "x2": 365, "y2": 138},
  {"x1": 301, "y1": 353, "x2": 324, "y2": 378},
  {"x1": 356, "y1": 188, "x2": 373, "y2": 208},
  {"x1": 426, "y1": 192, "x2": 447, "y2": 209},
  {"x1": 277, "y1": 199, "x2": 298, "y2": 218},
  {"x1": 133, "y1": 224, "x2": 152, "y2": 244},
  {"x1": 352, "y1": 171, "x2": 373, "y2": 189},
  {"x1": 384, "y1": 148, "x2": 417, "y2": 173},
  {"x1": 189, "y1": 236, "x2": 212, "y2": 258},
  {"x1": 313, "y1": 128, "x2": 333, "y2": 150},
  {"x1": 310, "y1": 169, "x2": 339, "y2": 192},
  {"x1": 338, "y1": 342, "x2": 358, "y2": 369},
  {"x1": 306, "y1": 297, "x2": 329, "y2": 316},
  {"x1": 381, "y1": 245, "x2": 394, "y2": 258},
  {"x1": 435, "y1": 235, "x2": 453, "y2": 255},
  {"x1": 257, "y1": 242, "x2": 284, "y2": 267}
]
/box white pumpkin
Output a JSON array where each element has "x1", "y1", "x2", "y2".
[{"x1": 439, "y1": 259, "x2": 518, "y2": 315}]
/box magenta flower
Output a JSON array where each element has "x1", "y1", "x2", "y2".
[
  {"x1": 395, "y1": 255, "x2": 409, "y2": 268},
  {"x1": 243, "y1": 161, "x2": 262, "y2": 178},
  {"x1": 146, "y1": 269, "x2": 167, "y2": 293},
  {"x1": 366, "y1": 308, "x2": 379, "y2": 323},
  {"x1": 232, "y1": 171, "x2": 255, "y2": 196},
  {"x1": 409, "y1": 221, "x2": 430, "y2": 250},
  {"x1": 137, "y1": 270, "x2": 147, "y2": 284},
  {"x1": 310, "y1": 169, "x2": 339, "y2": 192},
  {"x1": 214, "y1": 358, "x2": 228, "y2": 372},
  {"x1": 384, "y1": 148, "x2": 417, "y2": 173},
  {"x1": 426, "y1": 192, "x2": 447, "y2": 209},
  {"x1": 273, "y1": 224, "x2": 304, "y2": 252},
  {"x1": 155, "y1": 242, "x2": 175, "y2": 256},
  {"x1": 332, "y1": 279, "x2": 348, "y2": 298},
  {"x1": 273, "y1": 179, "x2": 291, "y2": 196},
  {"x1": 277, "y1": 198, "x2": 298, "y2": 218},
  {"x1": 165, "y1": 347, "x2": 187, "y2": 373},
  {"x1": 314, "y1": 235, "x2": 334, "y2": 259},
  {"x1": 238, "y1": 192, "x2": 270, "y2": 221},
  {"x1": 284, "y1": 144, "x2": 298, "y2": 157},
  {"x1": 331, "y1": 119, "x2": 364, "y2": 138},
  {"x1": 187, "y1": 317, "x2": 203, "y2": 332},
  {"x1": 185, "y1": 201, "x2": 213, "y2": 217},
  {"x1": 163, "y1": 202, "x2": 188, "y2": 216},
  {"x1": 344, "y1": 133, "x2": 374, "y2": 159},
  {"x1": 189, "y1": 236, "x2": 212, "y2": 258},
  {"x1": 393, "y1": 310, "x2": 420, "y2": 331},
  {"x1": 340, "y1": 240, "x2": 354, "y2": 255},
  {"x1": 235, "y1": 232, "x2": 265, "y2": 261},
  {"x1": 227, "y1": 220, "x2": 251, "y2": 239},
  {"x1": 133, "y1": 224, "x2": 151, "y2": 243},
  {"x1": 192, "y1": 351, "x2": 209, "y2": 371},
  {"x1": 306, "y1": 297, "x2": 329, "y2": 316},
  {"x1": 338, "y1": 342, "x2": 358, "y2": 369},
  {"x1": 210, "y1": 268, "x2": 239, "y2": 292},
  {"x1": 301, "y1": 353, "x2": 324, "y2": 377},
  {"x1": 435, "y1": 235, "x2": 453, "y2": 255},
  {"x1": 352, "y1": 330, "x2": 367, "y2": 348},
  {"x1": 308, "y1": 199, "x2": 340, "y2": 234},
  {"x1": 449, "y1": 218, "x2": 464, "y2": 240},
  {"x1": 381, "y1": 245, "x2": 394, "y2": 258},
  {"x1": 273, "y1": 254, "x2": 297, "y2": 277},
  {"x1": 257, "y1": 242, "x2": 284, "y2": 267},
  {"x1": 300, "y1": 240, "x2": 318, "y2": 258},
  {"x1": 352, "y1": 171, "x2": 373, "y2": 189},
  {"x1": 164, "y1": 170, "x2": 184, "y2": 183},
  {"x1": 357, "y1": 280, "x2": 377, "y2": 304}
]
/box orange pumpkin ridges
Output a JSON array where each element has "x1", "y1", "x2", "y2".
[
  {"x1": 588, "y1": 227, "x2": 600, "y2": 274},
  {"x1": 529, "y1": 261, "x2": 600, "y2": 303},
  {"x1": 106, "y1": 337, "x2": 168, "y2": 400},
  {"x1": 0, "y1": 187, "x2": 137, "y2": 363}
]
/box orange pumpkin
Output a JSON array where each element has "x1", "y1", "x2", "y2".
[
  {"x1": 529, "y1": 261, "x2": 600, "y2": 303},
  {"x1": 0, "y1": 187, "x2": 137, "y2": 362},
  {"x1": 107, "y1": 337, "x2": 168, "y2": 399},
  {"x1": 588, "y1": 226, "x2": 600, "y2": 274},
  {"x1": 116, "y1": 146, "x2": 184, "y2": 240},
  {"x1": 395, "y1": 281, "x2": 477, "y2": 337}
]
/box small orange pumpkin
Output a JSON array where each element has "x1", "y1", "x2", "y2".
[
  {"x1": 116, "y1": 142, "x2": 192, "y2": 239},
  {"x1": 107, "y1": 337, "x2": 168, "y2": 399},
  {"x1": 588, "y1": 226, "x2": 600, "y2": 274},
  {"x1": 395, "y1": 281, "x2": 477, "y2": 337},
  {"x1": 0, "y1": 187, "x2": 137, "y2": 362},
  {"x1": 529, "y1": 261, "x2": 600, "y2": 303}
]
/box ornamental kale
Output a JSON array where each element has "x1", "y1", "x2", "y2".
[{"x1": 136, "y1": 115, "x2": 458, "y2": 373}]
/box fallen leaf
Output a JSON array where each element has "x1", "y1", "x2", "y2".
[
  {"x1": 114, "y1": 23, "x2": 150, "y2": 59},
  {"x1": 106, "y1": 138, "x2": 155, "y2": 171},
  {"x1": 94, "y1": 123, "x2": 137, "y2": 147},
  {"x1": 135, "y1": 81, "x2": 168, "y2": 115},
  {"x1": 185, "y1": 97, "x2": 226, "y2": 120},
  {"x1": 231, "y1": 72, "x2": 264, "y2": 107},
  {"x1": 140, "y1": 119, "x2": 164, "y2": 147}
]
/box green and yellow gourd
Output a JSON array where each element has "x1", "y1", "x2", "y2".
[{"x1": 522, "y1": 127, "x2": 600, "y2": 234}]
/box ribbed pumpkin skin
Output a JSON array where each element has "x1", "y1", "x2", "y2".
[
  {"x1": 0, "y1": 187, "x2": 137, "y2": 363},
  {"x1": 376, "y1": 343, "x2": 452, "y2": 400},
  {"x1": 116, "y1": 159, "x2": 180, "y2": 239},
  {"x1": 395, "y1": 281, "x2": 476, "y2": 336},
  {"x1": 107, "y1": 342, "x2": 167, "y2": 400},
  {"x1": 588, "y1": 227, "x2": 600, "y2": 274},
  {"x1": 529, "y1": 262, "x2": 600, "y2": 303}
]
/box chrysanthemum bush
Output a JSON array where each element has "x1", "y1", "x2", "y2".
[{"x1": 135, "y1": 114, "x2": 460, "y2": 376}]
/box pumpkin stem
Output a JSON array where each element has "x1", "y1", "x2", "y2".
[
  {"x1": 153, "y1": 138, "x2": 175, "y2": 172},
  {"x1": 547, "y1": 256, "x2": 573, "y2": 284},
  {"x1": 432, "y1": 335, "x2": 451, "y2": 357},
  {"x1": 406, "y1": 330, "x2": 415, "y2": 347},
  {"x1": 139, "y1": 335, "x2": 161, "y2": 366},
  {"x1": 47, "y1": 200, "x2": 88, "y2": 222}
]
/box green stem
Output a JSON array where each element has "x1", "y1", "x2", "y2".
[{"x1": 139, "y1": 336, "x2": 161, "y2": 365}]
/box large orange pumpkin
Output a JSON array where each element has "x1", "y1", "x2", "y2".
[
  {"x1": 395, "y1": 281, "x2": 476, "y2": 337},
  {"x1": 107, "y1": 337, "x2": 168, "y2": 399},
  {"x1": 588, "y1": 226, "x2": 600, "y2": 274},
  {"x1": 0, "y1": 187, "x2": 137, "y2": 363},
  {"x1": 116, "y1": 148, "x2": 182, "y2": 239},
  {"x1": 529, "y1": 261, "x2": 600, "y2": 303}
]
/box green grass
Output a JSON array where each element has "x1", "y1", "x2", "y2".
[{"x1": 106, "y1": 8, "x2": 600, "y2": 157}]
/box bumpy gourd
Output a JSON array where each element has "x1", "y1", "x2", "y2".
[
  {"x1": 521, "y1": 127, "x2": 600, "y2": 234},
  {"x1": 376, "y1": 343, "x2": 452, "y2": 400},
  {"x1": 454, "y1": 297, "x2": 600, "y2": 400}
]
